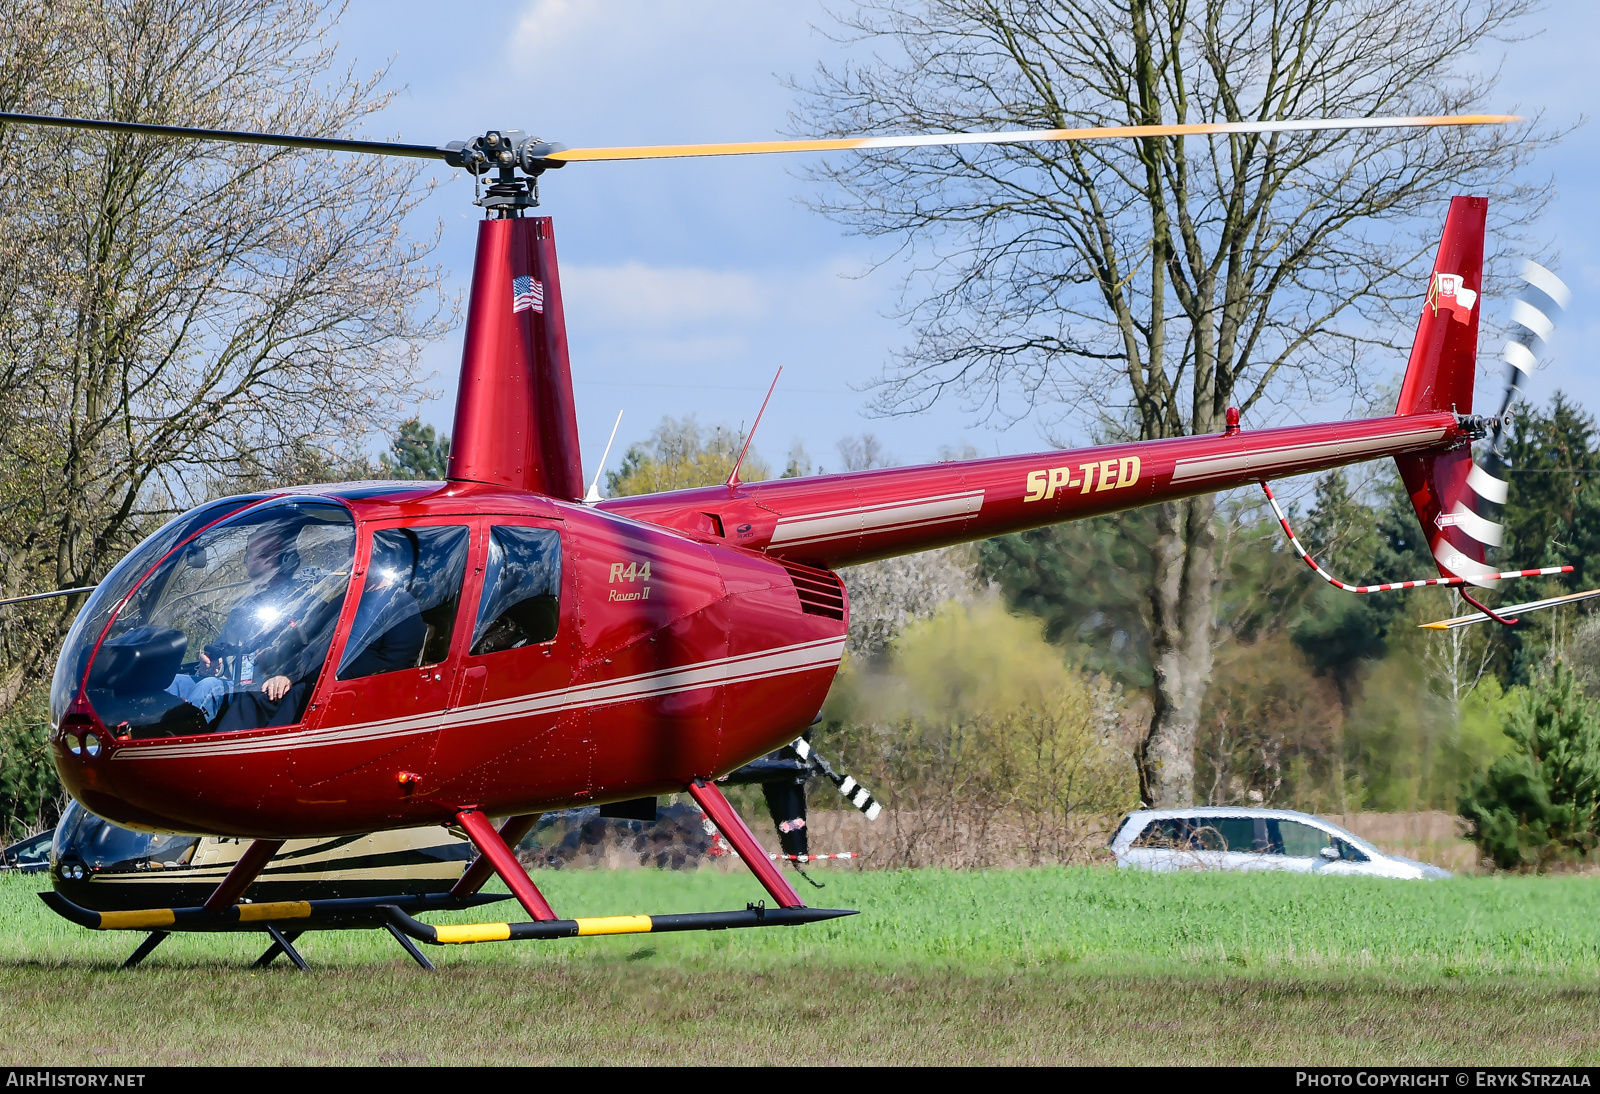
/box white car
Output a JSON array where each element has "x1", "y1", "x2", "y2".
[{"x1": 1108, "y1": 807, "x2": 1451, "y2": 880}]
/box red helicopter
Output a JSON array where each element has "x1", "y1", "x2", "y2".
[{"x1": 0, "y1": 109, "x2": 1573, "y2": 968}]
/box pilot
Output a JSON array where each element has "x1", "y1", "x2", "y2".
[
  {"x1": 210, "y1": 521, "x2": 338, "y2": 731},
  {"x1": 339, "y1": 536, "x2": 427, "y2": 678},
  {"x1": 158, "y1": 530, "x2": 301, "y2": 724}
]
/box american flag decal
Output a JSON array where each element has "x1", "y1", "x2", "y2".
[{"x1": 512, "y1": 275, "x2": 544, "y2": 314}]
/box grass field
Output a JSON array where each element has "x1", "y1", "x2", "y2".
[{"x1": 5, "y1": 866, "x2": 1600, "y2": 1064}]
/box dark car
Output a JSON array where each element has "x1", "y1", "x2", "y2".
[{"x1": 1, "y1": 830, "x2": 54, "y2": 873}]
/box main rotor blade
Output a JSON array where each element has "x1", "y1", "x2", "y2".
[
  {"x1": 0, "y1": 111, "x2": 1520, "y2": 170},
  {"x1": 0, "y1": 584, "x2": 97, "y2": 607},
  {"x1": 0, "y1": 111, "x2": 449, "y2": 161},
  {"x1": 547, "y1": 114, "x2": 1521, "y2": 163}
]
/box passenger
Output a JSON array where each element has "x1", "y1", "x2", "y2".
[
  {"x1": 163, "y1": 663, "x2": 228, "y2": 723},
  {"x1": 339, "y1": 538, "x2": 426, "y2": 679}
]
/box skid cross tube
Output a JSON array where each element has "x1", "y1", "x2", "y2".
[
  {"x1": 688, "y1": 779, "x2": 804, "y2": 908},
  {"x1": 258, "y1": 926, "x2": 308, "y2": 971},
  {"x1": 384, "y1": 921, "x2": 438, "y2": 970},
  {"x1": 451, "y1": 813, "x2": 542, "y2": 899},
  {"x1": 382, "y1": 903, "x2": 856, "y2": 946},
  {"x1": 454, "y1": 809, "x2": 557, "y2": 920},
  {"x1": 120, "y1": 931, "x2": 169, "y2": 970}
]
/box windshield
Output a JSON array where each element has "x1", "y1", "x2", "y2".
[
  {"x1": 72, "y1": 499, "x2": 355, "y2": 738},
  {"x1": 51, "y1": 801, "x2": 198, "y2": 872},
  {"x1": 50, "y1": 497, "x2": 264, "y2": 730},
  {"x1": 5, "y1": 833, "x2": 52, "y2": 866}
]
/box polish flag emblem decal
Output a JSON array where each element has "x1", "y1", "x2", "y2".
[{"x1": 1428, "y1": 272, "x2": 1477, "y2": 323}]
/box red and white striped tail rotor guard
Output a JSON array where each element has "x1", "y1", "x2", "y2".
[{"x1": 1258, "y1": 479, "x2": 1570, "y2": 593}]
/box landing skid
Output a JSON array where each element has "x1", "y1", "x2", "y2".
[
  {"x1": 40, "y1": 887, "x2": 854, "y2": 970},
  {"x1": 45, "y1": 781, "x2": 858, "y2": 971},
  {"x1": 40, "y1": 890, "x2": 509, "y2": 971},
  {"x1": 382, "y1": 901, "x2": 855, "y2": 945}
]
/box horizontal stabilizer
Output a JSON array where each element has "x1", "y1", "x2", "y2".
[{"x1": 1419, "y1": 587, "x2": 1600, "y2": 630}]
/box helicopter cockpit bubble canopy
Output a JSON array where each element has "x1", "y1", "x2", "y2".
[
  {"x1": 52, "y1": 799, "x2": 199, "y2": 877},
  {"x1": 52, "y1": 498, "x2": 355, "y2": 741}
]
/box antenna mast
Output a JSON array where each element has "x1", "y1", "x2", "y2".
[
  {"x1": 727, "y1": 368, "x2": 782, "y2": 488},
  {"x1": 585, "y1": 410, "x2": 625, "y2": 504}
]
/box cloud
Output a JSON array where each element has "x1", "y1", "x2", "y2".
[
  {"x1": 563, "y1": 263, "x2": 769, "y2": 328},
  {"x1": 512, "y1": 0, "x2": 583, "y2": 42},
  {"x1": 504, "y1": 0, "x2": 817, "y2": 143}
]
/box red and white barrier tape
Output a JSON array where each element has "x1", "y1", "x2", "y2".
[
  {"x1": 1258, "y1": 479, "x2": 1569, "y2": 592},
  {"x1": 769, "y1": 852, "x2": 860, "y2": 861}
]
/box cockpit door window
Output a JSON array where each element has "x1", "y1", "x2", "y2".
[
  {"x1": 470, "y1": 526, "x2": 562, "y2": 655},
  {"x1": 428, "y1": 518, "x2": 573, "y2": 798},
  {"x1": 337, "y1": 525, "x2": 470, "y2": 681}
]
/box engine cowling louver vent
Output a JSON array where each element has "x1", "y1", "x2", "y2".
[{"x1": 779, "y1": 560, "x2": 845, "y2": 621}]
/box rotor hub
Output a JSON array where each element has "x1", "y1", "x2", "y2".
[{"x1": 441, "y1": 130, "x2": 567, "y2": 216}]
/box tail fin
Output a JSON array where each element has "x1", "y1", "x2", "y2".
[
  {"x1": 1395, "y1": 196, "x2": 1486, "y2": 417},
  {"x1": 1393, "y1": 197, "x2": 1499, "y2": 585}
]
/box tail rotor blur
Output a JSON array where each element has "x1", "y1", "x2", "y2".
[
  {"x1": 1417, "y1": 260, "x2": 1581, "y2": 629},
  {"x1": 1265, "y1": 208, "x2": 1580, "y2": 630},
  {"x1": 1477, "y1": 261, "x2": 1573, "y2": 514}
]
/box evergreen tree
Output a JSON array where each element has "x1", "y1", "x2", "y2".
[
  {"x1": 1460, "y1": 661, "x2": 1600, "y2": 870},
  {"x1": 1494, "y1": 394, "x2": 1600, "y2": 683},
  {"x1": 380, "y1": 419, "x2": 450, "y2": 481},
  {"x1": 1291, "y1": 469, "x2": 1430, "y2": 690},
  {"x1": 1502, "y1": 393, "x2": 1600, "y2": 569}
]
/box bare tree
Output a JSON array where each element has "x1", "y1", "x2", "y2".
[
  {"x1": 829, "y1": 431, "x2": 980, "y2": 657},
  {"x1": 841, "y1": 547, "x2": 978, "y2": 658},
  {"x1": 0, "y1": 0, "x2": 450, "y2": 714},
  {"x1": 837, "y1": 431, "x2": 891, "y2": 471},
  {"x1": 604, "y1": 414, "x2": 770, "y2": 496},
  {"x1": 798, "y1": 0, "x2": 1548, "y2": 805}
]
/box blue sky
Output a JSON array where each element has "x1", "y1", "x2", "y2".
[{"x1": 331, "y1": 0, "x2": 1596, "y2": 486}]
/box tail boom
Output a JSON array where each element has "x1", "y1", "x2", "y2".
[
  {"x1": 597, "y1": 197, "x2": 1494, "y2": 586},
  {"x1": 600, "y1": 411, "x2": 1466, "y2": 569}
]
